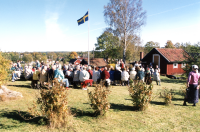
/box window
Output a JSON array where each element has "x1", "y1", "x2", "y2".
[
  {"x1": 181, "y1": 63, "x2": 186, "y2": 68},
  {"x1": 173, "y1": 63, "x2": 178, "y2": 68}
]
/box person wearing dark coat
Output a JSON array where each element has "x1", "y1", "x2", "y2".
[
  {"x1": 145, "y1": 68, "x2": 152, "y2": 85},
  {"x1": 47, "y1": 65, "x2": 56, "y2": 85},
  {"x1": 114, "y1": 68, "x2": 121, "y2": 85},
  {"x1": 109, "y1": 66, "x2": 115, "y2": 85}
]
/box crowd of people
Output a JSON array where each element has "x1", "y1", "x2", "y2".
[
  {"x1": 10, "y1": 59, "x2": 161, "y2": 90},
  {"x1": 10, "y1": 60, "x2": 200, "y2": 106}
]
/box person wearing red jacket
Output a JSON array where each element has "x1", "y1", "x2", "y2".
[{"x1": 101, "y1": 67, "x2": 110, "y2": 87}]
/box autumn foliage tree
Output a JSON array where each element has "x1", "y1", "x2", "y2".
[
  {"x1": 165, "y1": 40, "x2": 175, "y2": 48},
  {"x1": 69, "y1": 52, "x2": 78, "y2": 59},
  {"x1": 0, "y1": 52, "x2": 11, "y2": 88},
  {"x1": 104, "y1": 0, "x2": 146, "y2": 63}
]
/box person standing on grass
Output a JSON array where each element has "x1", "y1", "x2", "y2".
[
  {"x1": 121, "y1": 68, "x2": 129, "y2": 86},
  {"x1": 183, "y1": 65, "x2": 200, "y2": 106},
  {"x1": 92, "y1": 67, "x2": 101, "y2": 84},
  {"x1": 149, "y1": 65, "x2": 154, "y2": 77},
  {"x1": 155, "y1": 65, "x2": 160, "y2": 73},
  {"x1": 136, "y1": 66, "x2": 144, "y2": 83},
  {"x1": 109, "y1": 66, "x2": 115, "y2": 85},
  {"x1": 153, "y1": 69, "x2": 161, "y2": 86},
  {"x1": 130, "y1": 67, "x2": 137, "y2": 84},
  {"x1": 101, "y1": 67, "x2": 110, "y2": 87},
  {"x1": 87, "y1": 66, "x2": 93, "y2": 79},
  {"x1": 114, "y1": 67, "x2": 121, "y2": 85}
]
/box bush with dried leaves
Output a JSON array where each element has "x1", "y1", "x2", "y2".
[
  {"x1": 0, "y1": 52, "x2": 11, "y2": 88},
  {"x1": 160, "y1": 88, "x2": 174, "y2": 105},
  {"x1": 129, "y1": 80, "x2": 153, "y2": 111},
  {"x1": 26, "y1": 79, "x2": 71, "y2": 129},
  {"x1": 87, "y1": 84, "x2": 110, "y2": 116}
]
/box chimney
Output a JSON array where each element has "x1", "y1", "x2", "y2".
[{"x1": 140, "y1": 52, "x2": 143, "y2": 60}]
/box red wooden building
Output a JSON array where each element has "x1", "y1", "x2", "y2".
[
  {"x1": 80, "y1": 58, "x2": 107, "y2": 67},
  {"x1": 69, "y1": 59, "x2": 82, "y2": 65},
  {"x1": 141, "y1": 48, "x2": 190, "y2": 75}
]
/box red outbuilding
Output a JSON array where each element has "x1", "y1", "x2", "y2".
[
  {"x1": 141, "y1": 48, "x2": 190, "y2": 75},
  {"x1": 69, "y1": 59, "x2": 81, "y2": 65}
]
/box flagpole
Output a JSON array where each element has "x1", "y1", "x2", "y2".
[{"x1": 88, "y1": 9, "x2": 90, "y2": 65}]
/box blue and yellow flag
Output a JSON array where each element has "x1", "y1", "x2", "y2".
[{"x1": 77, "y1": 11, "x2": 88, "y2": 26}]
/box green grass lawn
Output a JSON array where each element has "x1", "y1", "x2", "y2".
[{"x1": 0, "y1": 76, "x2": 200, "y2": 132}]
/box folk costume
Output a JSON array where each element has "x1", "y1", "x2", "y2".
[{"x1": 183, "y1": 65, "x2": 200, "y2": 106}]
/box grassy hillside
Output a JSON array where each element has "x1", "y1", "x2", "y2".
[{"x1": 1, "y1": 76, "x2": 200, "y2": 132}]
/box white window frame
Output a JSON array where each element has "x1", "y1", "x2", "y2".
[
  {"x1": 173, "y1": 63, "x2": 178, "y2": 68},
  {"x1": 181, "y1": 63, "x2": 186, "y2": 68}
]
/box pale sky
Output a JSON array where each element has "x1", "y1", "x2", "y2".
[{"x1": 0, "y1": 0, "x2": 200, "y2": 52}]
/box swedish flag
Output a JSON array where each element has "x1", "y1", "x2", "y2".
[{"x1": 77, "y1": 11, "x2": 88, "y2": 26}]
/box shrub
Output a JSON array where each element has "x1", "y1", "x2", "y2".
[
  {"x1": 180, "y1": 84, "x2": 187, "y2": 97},
  {"x1": 87, "y1": 84, "x2": 110, "y2": 116},
  {"x1": 128, "y1": 80, "x2": 153, "y2": 111},
  {"x1": 27, "y1": 79, "x2": 71, "y2": 129},
  {"x1": 0, "y1": 52, "x2": 11, "y2": 88},
  {"x1": 160, "y1": 88, "x2": 174, "y2": 105}
]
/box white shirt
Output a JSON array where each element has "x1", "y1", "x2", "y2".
[
  {"x1": 121, "y1": 71, "x2": 130, "y2": 81},
  {"x1": 79, "y1": 70, "x2": 89, "y2": 82}
]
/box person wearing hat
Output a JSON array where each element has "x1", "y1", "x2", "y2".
[{"x1": 183, "y1": 65, "x2": 200, "y2": 106}]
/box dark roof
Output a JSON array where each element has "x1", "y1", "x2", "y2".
[
  {"x1": 69, "y1": 59, "x2": 77, "y2": 64},
  {"x1": 80, "y1": 59, "x2": 88, "y2": 65}
]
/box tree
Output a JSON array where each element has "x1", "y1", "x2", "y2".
[
  {"x1": 165, "y1": 40, "x2": 175, "y2": 48},
  {"x1": 8, "y1": 52, "x2": 19, "y2": 62},
  {"x1": 0, "y1": 52, "x2": 11, "y2": 88},
  {"x1": 47, "y1": 52, "x2": 57, "y2": 60},
  {"x1": 125, "y1": 35, "x2": 143, "y2": 61},
  {"x1": 182, "y1": 42, "x2": 200, "y2": 76},
  {"x1": 40, "y1": 55, "x2": 47, "y2": 63},
  {"x1": 144, "y1": 41, "x2": 160, "y2": 54},
  {"x1": 69, "y1": 52, "x2": 78, "y2": 59},
  {"x1": 104, "y1": 0, "x2": 146, "y2": 63},
  {"x1": 174, "y1": 42, "x2": 181, "y2": 48},
  {"x1": 35, "y1": 54, "x2": 42, "y2": 61},
  {"x1": 95, "y1": 31, "x2": 120, "y2": 60},
  {"x1": 22, "y1": 54, "x2": 33, "y2": 63}
]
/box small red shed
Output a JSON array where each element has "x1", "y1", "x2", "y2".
[
  {"x1": 80, "y1": 58, "x2": 107, "y2": 67},
  {"x1": 141, "y1": 48, "x2": 190, "y2": 75},
  {"x1": 69, "y1": 59, "x2": 81, "y2": 65}
]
